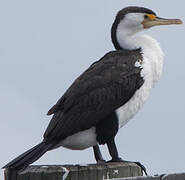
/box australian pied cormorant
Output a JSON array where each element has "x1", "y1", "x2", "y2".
[{"x1": 3, "y1": 6, "x2": 182, "y2": 173}]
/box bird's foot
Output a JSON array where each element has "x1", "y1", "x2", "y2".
[
  {"x1": 106, "y1": 158, "x2": 147, "y2": 176},
  {"x1": 133, "y1": 161, "x2": 147, "y2": 176}
]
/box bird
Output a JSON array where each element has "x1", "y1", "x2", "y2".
[{"x1": 3, "y1": 6, "x2": 182, "y2": 174}]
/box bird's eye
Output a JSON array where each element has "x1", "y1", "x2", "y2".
[{"x1": 144, "y1": 15, "x2": 149, "y2": 19}]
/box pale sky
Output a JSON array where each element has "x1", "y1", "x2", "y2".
[{"x1": 0, "y1": 0, "x2": 185, "y2": 179}]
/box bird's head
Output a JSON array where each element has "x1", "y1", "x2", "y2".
[{"x1": 111, "y1": 6, "x2": 183, "y2": 50}]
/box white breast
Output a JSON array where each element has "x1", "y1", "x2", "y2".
[{"x1": 116, "y1": 35, "x2": 164, "y2": 128}]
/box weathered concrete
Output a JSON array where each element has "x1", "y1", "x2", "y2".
[
  {"x1": 4, "y1": 162, "x2": 142, "y2": 180},
  {"x1": 113, "y1": 173, "x2": 185, "y2": 180},
  {"x1": 5, "y1": 163, "x2": 185, "y2": 180}
]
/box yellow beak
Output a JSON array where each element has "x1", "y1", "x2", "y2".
[{"x1": 143, "y1": 17, "x2": 183, "y2": 29}]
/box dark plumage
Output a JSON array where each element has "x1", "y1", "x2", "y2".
[
  {"x1": 44, "y1": 50, "x2": 144, "y2": 143},
  {"x1": 3, "y1": 49, "x2": 144, "y2": 170},
  {"x1": 96, "y1": 111, "x2": 119, "y2": 145}
]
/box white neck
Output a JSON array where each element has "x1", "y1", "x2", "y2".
[
  {"x1": 116, "y1": 13, "x2": 144, "y2": 50},
  {"x1": 116, "y1": 20, "x2": 164, "y2": 85},
  {"x1": 116, "y1": 25, "x2": 143, "y2": 50}
]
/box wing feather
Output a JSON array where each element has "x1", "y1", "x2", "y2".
[{"x1": 44, "y1": 50, "x2": 144, "y2": 142}]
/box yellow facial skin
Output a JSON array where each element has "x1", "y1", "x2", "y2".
[
  {"x1": 142, "y1": 13, "x2": 183, "y2": 28},
  {"x1": 147, "y1": 14, "x2": 156, "y2": 20}
]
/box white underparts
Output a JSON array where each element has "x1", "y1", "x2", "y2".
[
  {"x1": 54, "y1": 127, "x2": 97, "y2": 150},
  {"x1": 116, "y1": 25, "x2": 164, "y2": 127}
]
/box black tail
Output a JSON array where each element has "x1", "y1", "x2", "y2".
[{"x1": 3, "y1": 141, "x2": 53, "y2": 170}]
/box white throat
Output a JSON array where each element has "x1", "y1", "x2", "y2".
[
  {"x1": 116, "y1": 13, "x2": 145, "y2": 50},
  {"x1": 116, "y1": 24, "x2": 143, "y2": 50}
]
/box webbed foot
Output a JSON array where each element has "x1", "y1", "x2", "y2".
[{"x1": 107, "y1": 158, "x2": 147, "y2": 176}]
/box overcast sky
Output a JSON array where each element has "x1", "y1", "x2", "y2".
[{"x1": 0, "y1": 0, "x2": 185, "y2": 179}]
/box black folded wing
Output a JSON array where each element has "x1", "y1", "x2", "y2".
[{"x1": 44, "y1": 50, "x2": 144, "y2": 142}]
